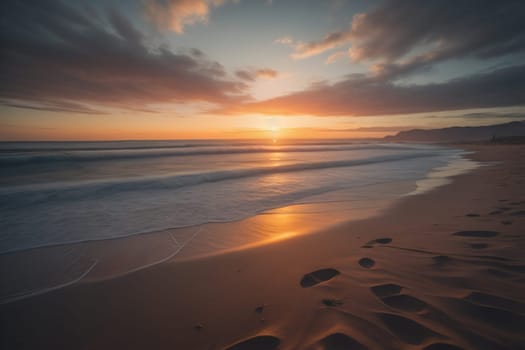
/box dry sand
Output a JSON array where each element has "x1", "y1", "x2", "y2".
[{"x1": 1, "y1": 144, "x2": 524, "y2": 350}]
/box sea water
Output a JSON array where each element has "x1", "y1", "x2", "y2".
[{"x1": 0, "y1": 140, "x2": 477, "y2": 254}]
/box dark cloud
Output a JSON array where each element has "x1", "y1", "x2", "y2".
[
  {"x1": 289, "y1": 0, "x2": 525, "y2": 70},
  {"x1": 240, "y1": 0, "x2": 525, "y2": 117},
  {"x1": 348, "y1": 0, "x2": 525, "y2": 62},
  {"x1": 226, "y1": 64, "x2": 525, "y2": 116},
  {"x1": 0, "y1": 0, "x2": 250, "y2": 114},
  {"x1": 235, "y1": 70, "x2": 257, "y2": 82},
  {"x1": 0, "y1": 100, "x2": 102, "y2": 115}
]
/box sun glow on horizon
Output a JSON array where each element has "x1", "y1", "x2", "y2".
[
  {"x1": 272, "y1": 127, "x2": 279, "y2": 143},
  {"x1": 267, "y1": 117, "x2": 280, "y2": 143}
]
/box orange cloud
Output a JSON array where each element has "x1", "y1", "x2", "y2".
[
  {"x1": 145, "y1": 0, "x2": 236, "y2": 33},
  {"x1": 325, "y1": 50, "x2": 348, "y2": 64},
  {"x1": 290, "y1": 30, "x2": 352, "y2": 60},
  {"x1": 275, "y1": 32, "x2": 351, "y2": 60},
  {"x1": 256, "y1": 68, "x2": 278, "y2": 79},
  {"x1": 222, "y1": 64, "x2": 525, "y2": 117}
]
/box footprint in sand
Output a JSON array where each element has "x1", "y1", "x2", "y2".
[
  {"x1": 453, "y1": 231, "x2": 499, "y2": 237},
  {"x1": 317, "y1": 333, "x2": 368, "y2": 350},
  {"x1": 371, "y1": 283, "x2": 427, "y2": 312},
  {"x1": 378, "y1": 313, "x2": 440, "y2": 345},
  {"x1": 381, "y1": 294, "x2": 428, "y2": 312},
  {"x1": 358, "y1": 258, "x2": 375, "y2": 268},
  {"x1": 225, "y1": 335, "x2": 280, "y2": 350},
  {"x1": 370, "y1": 283, "x2": 403, "y2": 298},
  {"x1": 300, "y1": 268, "x2": 340, "y2": 288},
  {"x1": 423, "y1": 343, "x2": 465, "y2": 350}
]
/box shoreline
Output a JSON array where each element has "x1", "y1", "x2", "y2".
[
  {"x1": 0, "y1": 142, "x2": 461, "y2": 256},
  {"x1": 1, "y1": 144, "x2": 524, "y2": 349},
  {"x1": 0, "y1": 144, "x2": 474, "y2": 258},
  {"x1": 0, "y1": 145, "x2": 477, "y2": 303}
]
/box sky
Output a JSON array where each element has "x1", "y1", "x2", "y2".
[{"x1": 1, "y1": 0, "x2": 524, "y2": 140}]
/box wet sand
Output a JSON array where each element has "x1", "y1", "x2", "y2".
[{"x1": 1, "y1": 144, "x2": 524, "y2": 349}]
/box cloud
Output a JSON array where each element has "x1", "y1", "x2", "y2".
[
  {"x1": 255, "y1": 68, "x2": 278, "y2": 79},
  {"x1": 291, "y1": 30, "x2": 352, "y2": 59},
  {"x1": 286, "y1": 0, "x2": 525, "y2": 67},
  {"x1": 275, "y1": 33, "x2": 351, "y2": 60},
  {"x1": 0, "y1": 100, "x2": 103, "y2": 115},
  {"x1": 145, "y1": 0, "x2": 236, "y2": 33},
  {"x1": 255, "y1": 0, "x2": 525, "y2": 118},
  {"x1": 325, "y1": 51, "x2": 348, "y2": 64},
  {"x1": 235, "y1": 68, "x2": 278, "y2": 81},
  {"x1": 0, "y1": 0, "x2": 250, "y2": 114},
  {"x1": 224, "y1": 64, "x2": 525, "y2": 116},
  {"x1": 347, "y1": 0, "x2": 525, "y2": 62}
]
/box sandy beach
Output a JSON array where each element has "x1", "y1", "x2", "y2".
[{"x1": 1, "y1": 143, "x2": 524, "y2": 350}]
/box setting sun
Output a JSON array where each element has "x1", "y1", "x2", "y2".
[{"x1": 271, "y1": 126, "x2": 279, "y2": 143}]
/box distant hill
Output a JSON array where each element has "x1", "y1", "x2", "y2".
[{"x1": 385, "y1": 121, "x2": 525, "y2": 142}]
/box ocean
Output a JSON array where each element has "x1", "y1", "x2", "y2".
[{"x1": 0, "y1": 140, "x2": 479, "y2": 255}]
